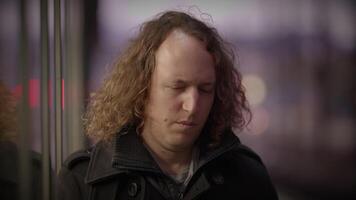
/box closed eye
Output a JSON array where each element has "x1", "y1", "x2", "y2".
[
  {"x1": 198, "y1": 84, "x2": 215, "y2": 94},
  {"x1": 166, "y1": 85, "x2": 186, "y2": 93},
  {"x1": 170, "y1": 85, "x2": 185, "y2": 90},
  {"x1": 168, "y1": 80, "x2": 186, "y2": 90},
  {"x1": 199, "y1": 87, "x2": 214, "y2": 94}
]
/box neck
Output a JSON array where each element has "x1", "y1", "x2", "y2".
[
  {"x1": 142, "y1": 136, "x2": 193, "y2": 176},
  {"x1": 157, "y1": 148, "x2": 192, "y2": 176}
]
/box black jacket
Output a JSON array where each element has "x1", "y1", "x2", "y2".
[{"x1": 57, "y1": 129, "x2": 278, "y2": 200}]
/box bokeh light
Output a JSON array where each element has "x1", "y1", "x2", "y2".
[{"x1": 242, "y1": 74, "x2": 267, "y2": 107}]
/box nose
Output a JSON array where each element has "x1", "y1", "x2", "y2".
[{"x1": 182, "y1": 88, "x2": 199, "y2": 114}]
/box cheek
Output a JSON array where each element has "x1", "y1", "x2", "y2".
[
  {"x1": 150, "y1": 88, "x2": 182, "y2": 119},
  {"x1": 150, "y1": 95, "x2": 178, "y2": 120},
  {"x1": 201, "y1": 93, "x2": 214, "y2": 105},
  {"x1": 200, "y1": 97, "x2": 215, "y2": 115}
]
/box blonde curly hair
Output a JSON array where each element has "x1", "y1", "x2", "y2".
[{"x1": 84, "y1": 11, "x2": 251, "y2": 147}]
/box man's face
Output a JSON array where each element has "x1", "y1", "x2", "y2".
[{"x1": 142, "y1": 30, "x2": 216, "y2": 152}]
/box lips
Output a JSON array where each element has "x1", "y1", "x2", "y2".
[{"x1": 177, "y1": 120, "x2": 197, "y2": 126}]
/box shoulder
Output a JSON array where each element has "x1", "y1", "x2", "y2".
[
  {"x1": 63, "y1": 148, "x2": 93, "y2": 169},
  {"x1": 57, "y1": 147, "x2": 95, "y2": 200},
  {"x1": 218, "y1": 144, "x2": 279, "y2": 198},
  {"x1": 230, "y1": 144, "x2": 264, "y2": 165},
  {"x1": 60, "y1": 147, "x2": 94, "y2": 178},
  {"x1": 58, "y1": 141, "x2": 111, "y2": 180},
  {"x1": 214, "y1": 143, "x2": 273, "y2": 185},
  {"x1": 221, "y1": 144, "x2": 267, "y2": 174}
]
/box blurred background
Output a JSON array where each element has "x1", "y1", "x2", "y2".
[{"x1": 0, "y1": 0, "x2": 355, "y2": 199}]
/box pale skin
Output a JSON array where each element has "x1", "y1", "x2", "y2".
[{"x1": 141, "y1": 29, "x2": 216, "y2": 177}]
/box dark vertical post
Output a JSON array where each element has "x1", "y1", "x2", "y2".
[
  {"x1": 54, "y1": 0, "x2": 63, "y2": 174},
  {"x1": 40, "y1": 0, "x2": 51, "y2": 199},
  {"x1": 19, "y1": 0, "x2": 31, "y2": 199}
]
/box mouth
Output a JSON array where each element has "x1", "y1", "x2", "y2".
[{"x1": 176, "y1": 121, "x2": 197, "y2": 127}]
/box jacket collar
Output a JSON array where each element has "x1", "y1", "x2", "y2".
[
  {"x1": 85, "y1": 127, "x2": 241, "y2": 184},
  {"x1": 85, "y1": 126, "x2": 161, "y2": 184},
  {"x1": 85, "y1": 140, "x2": 121, "y2": 184},
  {"x1": 111, "y1": 128, "x2": 162, "y2": 173},
  {"x1": 197, "y1": 129, "x2": 240, "y2": 169}
]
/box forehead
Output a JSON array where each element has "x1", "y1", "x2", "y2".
[{"x1": 154, "y1": 30, "x2": 216, "y2": 83}]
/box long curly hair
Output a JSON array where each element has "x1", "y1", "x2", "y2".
[{"x1": 84, "y1": 11, "x2": 251, "y2": 147}]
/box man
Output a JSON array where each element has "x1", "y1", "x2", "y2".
[{"x1": 57, "y1": 11, "x2": 278, "y2": 200}]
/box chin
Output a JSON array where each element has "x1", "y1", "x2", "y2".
[
  {"x1": 169, "y1": 134, "x2": 198, "y2": 148},
  {"x1": 169, "y1": 142, "x2": 195, "y2": 151}
]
